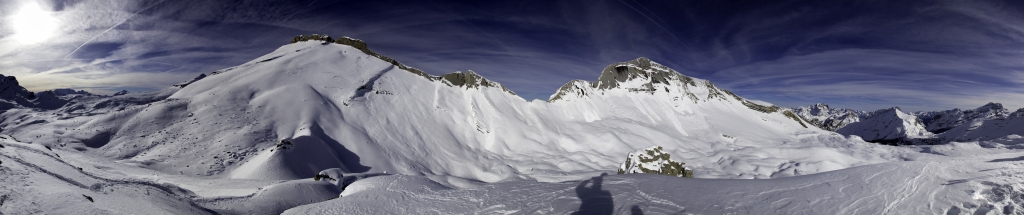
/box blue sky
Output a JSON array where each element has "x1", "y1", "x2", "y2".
[{"x1": 1, "y1": 0, "x2": 1023, "y2": 112}]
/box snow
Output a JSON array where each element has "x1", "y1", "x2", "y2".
[
  {"x1": 917, "y1": 102, "x2": 1011, "y2": 133},
  {"x1": 0, "y1": 39, "x2": 1022, "y2": 214},
  {"x1": 836, "y1": 107, "x2": 936, "y2": 143},
  {"x1": 618, "y1": 146, "x2": 692, "y2": 177},
  {"x1": 286, "y1": 147, "x2": 1024, "y2": 214}
]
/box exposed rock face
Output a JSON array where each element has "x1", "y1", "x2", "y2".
[
  {"x1": 0, "y1": 75, "x2": 34, "y2": 108},
  {"x1": 593, "y1": 57, "x2": 697, "y2": 91},
  {"x1": 818, "y1": 113, "x2": 860, "y2": 131},
  {"x1": 440, "y1": 71, "x2": 516, "y2": 95},
  {"x1": 0, "y1": 74, "x2": 134, "y2": 111},
  {"x1": 790, "y1": 103, "x2": 866, "y2": 131},
  {"x1": 916, "y1": 102, "x2": 1010, "y2": 134},
  {"x1": 836, "y1": 107, "x2": 936, "y2": 145},
  {"x1": 549, "y1": 57, "x2": 700, "y2": 102},
  {"x1": 547, "y1": 80, "x2": 595, "y2": 102}
]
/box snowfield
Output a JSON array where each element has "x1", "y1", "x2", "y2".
[{"x1": 1, "y1": 39, "x2": 1022, "y2": 214}]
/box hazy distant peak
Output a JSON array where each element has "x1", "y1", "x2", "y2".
[{"x1": 51, "y1": 88, "x2": 91, "y2": 95}]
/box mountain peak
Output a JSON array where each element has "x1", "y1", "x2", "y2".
[
  {"x1": 838, "y1": 105, "x2": 934, "y2": 144},
  {"x1": 976, "y1": 102, "x2": 1003, "y2": 112},
  {"x1": 440, "y1": 70, "x2": 516, "y2": 95},
  {"x1": 548, "y1": 57, "x2": 712, "y2": 102},
  {"x1": 593, "y1": 57, "x2": 696, "y2": 90}
]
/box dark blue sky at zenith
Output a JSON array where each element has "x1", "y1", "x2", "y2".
[{"x1": 1, "y1": 0, "x2": 1024, "y2": 111}]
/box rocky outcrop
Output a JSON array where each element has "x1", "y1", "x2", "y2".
[
  {"x1": 0, "y1": 75, "x2": 34, "y2": 108},
  {"x1": 549, "y1": 57, "x2": 701, "y2": 102},
  {"x1": 592, "y1": 57, "x2": 697, "y2": 91},
  {"x1": 440, "y1": 71, "x2": 516, "y2": 95},
  {"x1": 617, "y1": 146, "x2": 693, "y2": 178},
  {"x1": 173, "y1": 73, "x2": 207, "y2": 88},
  {"x1": 790, "y1": 103, "x2": 865, "y2": 131}
]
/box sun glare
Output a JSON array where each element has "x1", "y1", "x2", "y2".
[{"x1": 11, "y1": 2, "x2": 57, "y2": 44}]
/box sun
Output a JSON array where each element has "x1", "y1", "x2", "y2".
[{"x1": 10, "y1": 2, "x2": 58, "y2": 44}]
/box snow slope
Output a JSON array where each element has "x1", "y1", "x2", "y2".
[
  {"x1": 0, "y1": 40, "x2": 909, "y2": 183},
  {"x1": 917, "y1": 102, "x2": 1011, "y2": 133},
  {"x1": 939, "y1": 108, "x2": 1024, "y2": 143},
  {"x1": 285, "y1": 144, "x2": 1024, "y2": 215}
]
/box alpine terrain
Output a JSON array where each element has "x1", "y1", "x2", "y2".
[{"x1": 1, "y1": 35, "x2": 1023, "y2": 214}]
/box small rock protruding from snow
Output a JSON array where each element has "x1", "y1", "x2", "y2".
[
  {"x1": 316, "y1": 168, "x2": 346, "y2": 187},
  {"x1": 275, "y1": 139, "x2": 293, "y2": 150},
  {"x1": 317, "y1": 168, "x2": 344, "y2": 181},
  {"x1": 617, "y1": 146, "x2": 693, "y2": 178},
  {"x1": 173, "y1": 73, "x2": 208, "y2": 88},
  {"x1": 112, "y1": 90, "x2": 129, "y2": 96}
]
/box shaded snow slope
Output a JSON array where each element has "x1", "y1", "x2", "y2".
[
  {"x1": 939, "y1": 109, "x2": 1024, "y2": 142},
  {"x1": 836, "y1": 107, "x2": 935, "y2": 144}
]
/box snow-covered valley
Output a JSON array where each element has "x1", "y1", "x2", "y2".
[{"x1": 2, "y1": 37, "x2": 1024, "y2": 214}]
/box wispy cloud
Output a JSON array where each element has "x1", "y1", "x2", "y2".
[
  {"x1": 0, "y1": 0, "x2": 1022, "y2": 111},
  {"x1": 711, "y1": 49, "x2": 1024, "y2": 111}
]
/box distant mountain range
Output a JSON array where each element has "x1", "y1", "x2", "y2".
[{"x1": 789, "y1": 102, "x2": 1024, "y2": 145}]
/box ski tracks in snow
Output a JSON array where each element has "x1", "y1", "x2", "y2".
[{"x1": 882, "y1": 161, "x2": 932, "y2": 214}]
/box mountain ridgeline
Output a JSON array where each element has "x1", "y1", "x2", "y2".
[
  {"x1": 0, "y1": 34, "x2": 830, "y2": 183},
  {"x1": 0, "y1": 34, "x2": 1020, "y2": 185},
  {"x1": 791, "y1": 103, "x2": 1024, "y2": 145}
]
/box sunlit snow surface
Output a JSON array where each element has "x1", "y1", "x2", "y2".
[{"x1": 1, "y1": 41, "x2": 1023, "y2": 214}]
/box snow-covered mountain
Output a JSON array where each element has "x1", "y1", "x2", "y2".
[
  {"x1": 3, "y1": 35, "x2": 1024, "y2": 214},
  {"x1": 790, "y1": 103, "x2": 865, "y2": 131},
  {"x1": 0, "y1": 75, "x2": 102, "y2": 110},
  {"x1": 835, "y1": 107, "x2": 936, "y2": 144},
  {"x1": 0, "y1": 36, "x2": 897, "y2": 184},
  {"x1": 916, "y1": 102, "x2": 1011, "y2": 133},
  {"x1": 937, "y1": 107, "x2": 1024, "y2": 143}
]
